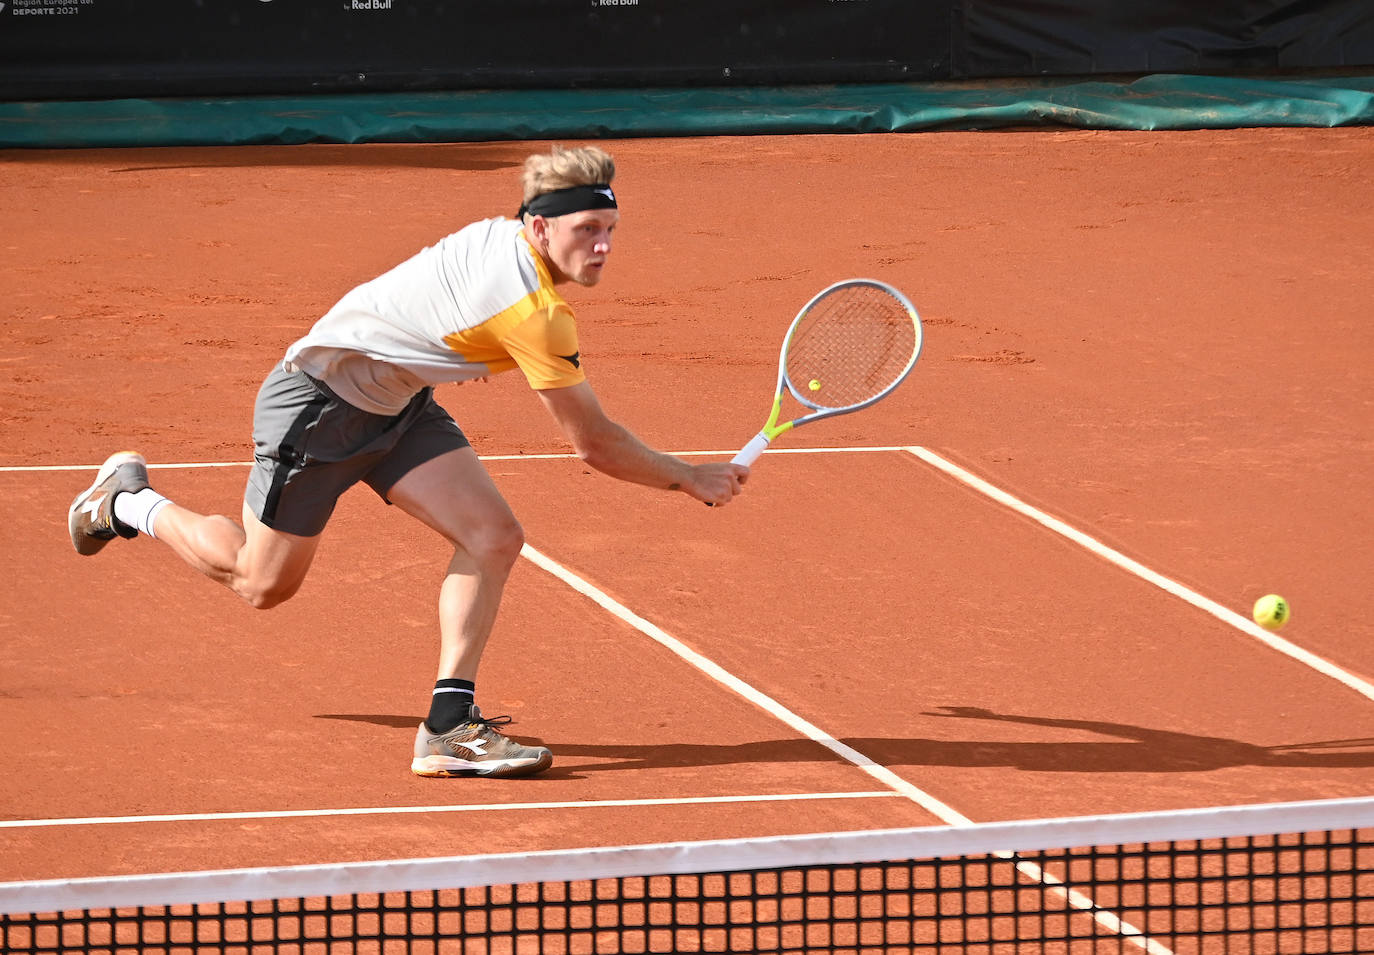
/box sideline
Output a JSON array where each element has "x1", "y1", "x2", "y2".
[
  {"x1": 0, "y1": 791, "x2": 902, "y2": 830},
  {"x1": 904, "y1": 447, "x2": 1374, "y2": 704},
  {"x1": 0, "y1": 446, "x2": 906, "y2": 472},
  {"x1": 520, "y1": 531, "x2": 1163, "y2": 951}
]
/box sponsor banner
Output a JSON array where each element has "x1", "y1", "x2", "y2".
[
  {"x1": 1, "y1": 1, "x2": 1368, "y2": 101},
  {"x1": 0, "y1": 0, "x2": 949, "y2": 100}
]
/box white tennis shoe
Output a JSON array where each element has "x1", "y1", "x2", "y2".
[
  {"x1": 412, "y1": 706, "x2": 553, "y2": 778},
  {"x1": 68, "y1": 451, "x2": 149, "y2": 556}
]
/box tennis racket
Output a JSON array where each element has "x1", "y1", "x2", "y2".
[{"x1": 731, "y1": 278, "x2": 923, "y2": 467}]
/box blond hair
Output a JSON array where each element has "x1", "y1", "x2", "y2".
[{"x1": 520, "y1": 145, "x2": 616, "y2": 207}]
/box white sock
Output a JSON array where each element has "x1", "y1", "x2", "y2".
[{"x1": 113, "y1": 487, "x2": 171, "y2": 539}]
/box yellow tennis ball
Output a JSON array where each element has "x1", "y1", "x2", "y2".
[
  {"x1": 808, "y1": 379, "x2": 821, "y2": 391},
  {"x1": 1252, "y1": 594, "x2": 1290, "y2": 631}
]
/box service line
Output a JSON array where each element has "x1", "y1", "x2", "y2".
[{"x1": 0, "y1": 791, "x2": 900, "y2": 830}]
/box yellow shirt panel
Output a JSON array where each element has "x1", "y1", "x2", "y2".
[{"x1": 443, "y1": 294, "x2": 585, "y2": 390}]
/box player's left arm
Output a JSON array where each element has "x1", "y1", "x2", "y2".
[{"x1": 537, "y1": 382, "x2": 747, "y2": 506}]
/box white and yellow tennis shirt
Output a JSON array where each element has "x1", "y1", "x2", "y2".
[{"x1": 283, "y1": 217, "x2": 585, "y2": 415}]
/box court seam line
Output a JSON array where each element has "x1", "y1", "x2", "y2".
[
  {"x1": 904, "y1": 446, "x2": 1374, "y2": 704},
  {"x1": 24, "y1": 449, "x2": 1192, "y2": 950},
  {"x1": 521, "y1": 543, "x2": 974, "y2": 823},
  {"x1": 519, "y1": 543, "x2": 1164, "y2": 953},
  {"x1": 11, "y1": 796, "x2": 1372, "y2": 918},
  {"x1": 0, "y1": 791, "x2": 902, "y2": 831},
  {"x1": 0, "y1": 446, "x2": 904, "y2": 472}
]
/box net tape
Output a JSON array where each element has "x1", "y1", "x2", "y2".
[{"x1": 3, "y1": 796, "x2": 1373, "y2": 954}]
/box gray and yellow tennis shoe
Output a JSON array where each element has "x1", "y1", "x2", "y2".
[
  {"x1": 412, "y1": 706, "x2": 553, "y2": 778},
  {"x1": 68, "y1": 451, "x2": 149, "y2": 555}
]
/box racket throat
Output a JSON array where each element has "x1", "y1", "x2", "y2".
[{"x1": 732, "y1": 421, "x2": 793, "y2": 467}]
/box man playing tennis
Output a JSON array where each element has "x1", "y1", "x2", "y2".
[{"x1": 67, "y1": 144, "x2": 748, "y2": 779}]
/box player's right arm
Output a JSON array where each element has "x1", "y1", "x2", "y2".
[{"x1": 537, "y1": 382, "x2": 747, "y2": 506}]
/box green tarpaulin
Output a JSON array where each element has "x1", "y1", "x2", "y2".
[{"x1": 3, "y1": 74, "x2": 1372, "y2": 149}]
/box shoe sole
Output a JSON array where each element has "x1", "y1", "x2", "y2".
[
  {"x1": 68, "y1": 451, "x2": 146, "y2": 555},
  {"x1": 411, "y1": 750, "x2": 553, "y2": 778}
]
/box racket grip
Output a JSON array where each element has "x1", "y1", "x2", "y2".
[
  {"x1": 704, "y1": 433, "x2": 770, "y2": 506},
  {"x1": 730, "y1": 433, "x2": 771, "y2": 467}
]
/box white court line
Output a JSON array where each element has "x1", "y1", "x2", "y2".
[
  {"x1": 520, "y1": 543, "x2": 975, "y2": 824},
  {"x1": 14, "y1": 444, "x2": 1362, "y2": 733},
  {"x1": 17, "y1": 446, "x2": 1221, "y2": 951},
  {"x1": 0, "y1": 462, "x2": 257, "y2": 473},
  {"x1": 0, "y1": 791, "x2": 901, "y2": 830},
  {"x1": 520, "y1": 543, "x2": 1167, "y2": 953},
  {"x1": 0, "y1": 446, "x2": 905, "y2": 473},
  {"x1": 905, "y1": 446, "x2": 1374, "y2": 704},
  {"x1": 17, "y1": 445, "x2": 1361, "y2": 748}
]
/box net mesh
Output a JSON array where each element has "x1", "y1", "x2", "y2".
[
  {"x1": 784, "y1": 282, "x2": 918, "y2": 410},
  {"x1": 4, "y1": 799, "x2": 1373, "y2": 955}
]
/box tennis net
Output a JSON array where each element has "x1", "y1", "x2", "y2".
[{"x1": 2, "y1": 796, "x2": 1372, "y2": 954}]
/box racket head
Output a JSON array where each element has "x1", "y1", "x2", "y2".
[{"x1": 779, "y1": 279, "x2": 922, "y2": 412}]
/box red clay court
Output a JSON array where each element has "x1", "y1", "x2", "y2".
[{"x1": 2, "y1": 129, "x2": 1373, "y2": 941}]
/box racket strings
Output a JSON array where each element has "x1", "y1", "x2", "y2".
[{"x1": 785, "y1": 285, "x2": 917, "y2": 409}]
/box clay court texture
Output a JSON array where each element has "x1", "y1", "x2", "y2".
[{"x1": 2, "y1": 127, "x2": 1373, "y2": 883}]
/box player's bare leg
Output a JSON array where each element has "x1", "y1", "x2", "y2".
[
  {"x1": 151, "y1": 503, "x2": 321, "y2": 610},
  {"x1": 388, "y1": 447, "x2": 551, "y2": 777},
  {"x1": 386, "y1": 447, "x2": 523, "y2": 681},
  {"x1": 69, "y1": 451, "x2": 320, "y2": 609}
]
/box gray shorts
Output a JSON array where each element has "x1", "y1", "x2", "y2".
[{"x1": 245, "y1": 363, "x2": 469, "y2": 537}]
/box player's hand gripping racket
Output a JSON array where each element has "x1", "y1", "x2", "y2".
[{"x1": 732, "y1": 278, "x2": 923, "y2": 468}]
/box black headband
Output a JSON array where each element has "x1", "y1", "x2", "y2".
[{"x1": 517, "y1": 183, "x2": 618, "y2": 220}]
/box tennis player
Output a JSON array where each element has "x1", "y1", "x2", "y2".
[{"x1": 67, "y1": 144, "x2": 748, "y2": 779}]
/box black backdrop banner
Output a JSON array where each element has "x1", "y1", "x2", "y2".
[
  {"x1": 958, "y1": 0, "x2": 1374, "y2": 77},
  {"x1": 0, "y1": 0, "x2": 950, "y2": 100},
  {"x1": 1, "y1": 0, "x2": 1371, "y2": 102}
]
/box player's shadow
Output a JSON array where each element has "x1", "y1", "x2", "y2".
[{"x1": 316, "y1": 708, "x2": 1374, "y2": 777}]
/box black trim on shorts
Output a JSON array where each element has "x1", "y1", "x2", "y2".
[{"x1": 258, "y1": 384, "x2": 331, "y2": 528}]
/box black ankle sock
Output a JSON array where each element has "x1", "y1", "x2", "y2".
[{"x1": 427, "y1": 679, "x2": 475, "y2": 733}]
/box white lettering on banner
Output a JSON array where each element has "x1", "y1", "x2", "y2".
[
  {"x1": 593, "y1": 0, "x2": 639, "y2": 6},
  {"x1": 9, "y1": 0, "x2": 97, "y2": 15},
  {"x1": 345, "y1": 0, "x2": 394, "y2": 10}
]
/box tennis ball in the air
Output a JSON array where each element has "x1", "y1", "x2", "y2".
[
  {"x1": 808, "y1": 379, "x2": 821, "y2": 391},
  {"x1": 1252, "y1": 594, "x2": 1290, "y2": 631}
]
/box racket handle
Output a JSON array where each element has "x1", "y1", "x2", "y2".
[
  {"x1": 704, "y1": 433, "x2": 770, "y2": 506},
  {"x1": 730, "y1": 433, "x2": 771, "y2": 467}
]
